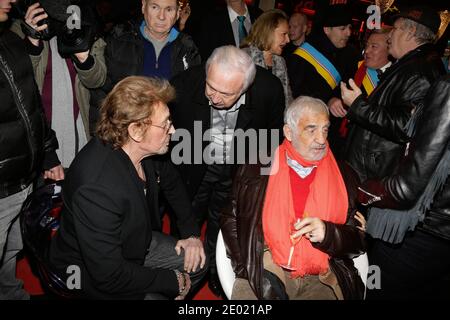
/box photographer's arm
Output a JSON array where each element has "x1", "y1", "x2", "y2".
[
  {"x1": 72, "y1": 38, "x2": 107, "y2": 89},
  {"x1": 10, "y1": 21, "x2": 46, "y2": 93},
  {"x1": 23, "y1": 2, "x2": 48, "y2": 47}
]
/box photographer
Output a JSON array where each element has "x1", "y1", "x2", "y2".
[{"x1": 11, "y1": 1, "x2": 107, "y2": 168}]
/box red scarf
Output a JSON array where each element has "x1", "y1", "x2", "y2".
[{"x1": 262, "y1": 139, "x2": 348, "y2": 277}]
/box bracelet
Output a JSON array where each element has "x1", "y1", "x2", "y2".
[
  {"x1": 189, "y1": 235, "x2": 201, "y2": 240},
  {"x1": 174, "y1": 269, "x2": 186, "y2": 295}
]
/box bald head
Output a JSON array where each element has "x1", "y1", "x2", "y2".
[{"x1": 289, "y1": 13, "x2": 308, "y2": 46}]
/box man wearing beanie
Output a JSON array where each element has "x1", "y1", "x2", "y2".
[
  {"x1": 286, "y1": 4, "x2": 359, "y2": 159},
  {"x1": 342, "y1": 6, "x2": 445, "y2": 183},
  {"x1": 341, "y1": 6, "x2": 446, "y2": 299}
]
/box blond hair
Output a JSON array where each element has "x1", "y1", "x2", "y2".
[
  {"x1": 96, "y1": 76, "x2": 175, "y2": 149},
  {"x1": 240, "y1": 9, "x2": 288, "y2": 51}
]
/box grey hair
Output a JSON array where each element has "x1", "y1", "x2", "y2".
[
  {"x1": 284, "y1": 96, "x2": 329, "y2": 131},
  {"x1": 205, "y1": 46, "x2": 257, "y2": 94},
  {"x1": 401, "y1": 18, "x2": 436, "y2": 44}
]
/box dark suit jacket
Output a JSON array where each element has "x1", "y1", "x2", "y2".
[
  {"x1": 49, "y1": 138, "x2": 199, "y2": 299},
  {"x1": 169, "y1": 65, "x2": 285, "y2": 199},
  {"x1": 196, "y1": 4, "x2": 262, "y2": 61}
]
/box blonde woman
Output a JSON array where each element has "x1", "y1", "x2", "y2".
[{"x1": 241, "y1": 9, "x2": 293, "y2": 107}]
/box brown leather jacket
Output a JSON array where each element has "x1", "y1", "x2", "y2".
[{"x1": 221, "y1": 162, "x2": 366, "y2": 300}]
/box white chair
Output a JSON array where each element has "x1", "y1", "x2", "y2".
[
  {"x1": 216, "y1": 230, "x2": 369, "y2": 300},
  {"x1": 353, "y1": 252, "x2": 369, "y2": 286},
  {"x1": 353, "y1": 252, "x2": 369, "y2": 299},
  {"x1": 216, "y1": 230, "x2": 236, "y2": 299}
]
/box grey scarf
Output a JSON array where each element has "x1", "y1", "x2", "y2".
[
  {"x1": 50, "y1": 38, "x2": 87, "y2": 168},
  {"x1": 366, "y1": 104, "x2": 450, "y2": 244}
]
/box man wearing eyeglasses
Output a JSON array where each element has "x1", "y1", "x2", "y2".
[
  {"x1": 170, "y1": 45, "x2": 285, "y2": 297},
  {"x1": 49, "y1": 76, "x2": 207, "y2": 300}
]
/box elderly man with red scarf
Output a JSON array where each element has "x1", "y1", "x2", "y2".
[{"x1": 221, "y1": 96, "x2": 366, "y2": 300}]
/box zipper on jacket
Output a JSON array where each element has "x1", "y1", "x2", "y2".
[
  {"x1": 0, "y1": 54, "x2": 36, "y2": 173},
  {"x1": 357, "y1": 187, "x2": 381, "y2": 205}
]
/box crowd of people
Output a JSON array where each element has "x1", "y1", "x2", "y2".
[{"x1": 1, "y1": 0, "x2": 449, "y2": 300}]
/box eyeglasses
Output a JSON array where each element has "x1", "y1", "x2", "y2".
[{"x1": 150, "y1": 117, "x2": 173, "y2": 134}]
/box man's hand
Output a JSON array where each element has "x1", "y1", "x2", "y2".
[
  {"x1": 175, "y1": 237, "x2": 206, "y2": 273},
  {"x1": 327, "y1": 97, "x2": 347, "y2": 118},
  {"x1": 292, "y1": 217, "x2": 326, "y2": 243},
  {"x1": 73, "y1": 50, "x2": 90, "y2": 64},
  {"x1": 24, "y1": 2, "x2": 48, "y2": 47},
  {"x1": 44, "y1": 164, "x2": 64, "y2": 181},
  {"x1": 341, "y1": 79, "x2": 362, "y2": 107}
]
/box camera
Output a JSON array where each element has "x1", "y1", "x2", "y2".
[
  {"x1": 13, "y1": 0, "x2": 53, "y2": 40},
  {"x1": 13, "y1": 0, "x2": 96, "y2": 57}
]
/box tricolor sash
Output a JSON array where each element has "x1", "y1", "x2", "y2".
[
  {"x1": 294, "y1": 42, "x2": 342, "y2": 90},
  {"x1": 354, "y1": 61, "x2": 379, "y2": 96},
  {"x1": 339, "y1": 61, "x2": 381, "y2": 138}
]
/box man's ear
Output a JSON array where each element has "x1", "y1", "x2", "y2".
[
  {"x1": 128, "y1": 122, "x2": 144, "y2": 143},
  {"x1": 405, "y1": 25, "x2": 416, "y2": 42},
  {"x1": 142, "y1": 0, "x2": 146, "y2": 15},
  {"x1": 323, "y1": 26, "x2": 330, "y2": 37},
  {"x1": 283, "y1": 124, "x2": 293, "y2": 142}
]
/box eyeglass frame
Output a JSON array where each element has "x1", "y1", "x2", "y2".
[{"x1": 149, "y1": 117, "x2": 173, "y2": 133}]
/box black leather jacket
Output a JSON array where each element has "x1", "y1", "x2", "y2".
[
  {"x1": 89, "y1": 20, "x2": 201, "y2": 134},
  {"x1": 221, "y1": 162, "x2": 366, "y2": 300},
  {"x1": 345, "y1": 44, "x2": 445, "y2": 182},
  {"x1": 0, "y1": 30, "x2": 59, "y2": 198},
  {"x1": 358, "y1": 75, "x2": 450, "y2": 241}
]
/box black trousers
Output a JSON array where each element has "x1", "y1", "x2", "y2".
[
  {"x1": 144, "y1": 231, "x2": 208, "y2": 299},
  {"x1": 366, "y1": 229, "x2": 450, "y2": 300},
  {"x1": 191, "y1": 164, "x2": 233, "y2": 274}
]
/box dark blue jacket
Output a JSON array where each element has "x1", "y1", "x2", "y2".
[{"x1": 89, "y1": 20, "x2": 201, "y2": 134}]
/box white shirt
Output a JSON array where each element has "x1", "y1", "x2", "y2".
[
  {"x1": 227, "y1": 5, "x2": 251, "y2": 47},
  {"x1": 380, "y1": 61, "x2": 392, "y2": 73},
  {"x1": 209, "y1": 94, "x2": 246, "y2": 164}
]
